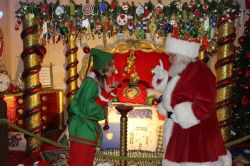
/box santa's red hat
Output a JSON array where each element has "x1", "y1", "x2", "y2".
[{"x1": 165, "y1": 35, "x2": 200, "y2": 59}]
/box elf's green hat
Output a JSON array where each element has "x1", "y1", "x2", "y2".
[
  {"x1": 84, "y1": 48, "x2": 114, "y2": 79},
  {"x1": 91, "y1": 48, "x2": 114, "y2": 70}
]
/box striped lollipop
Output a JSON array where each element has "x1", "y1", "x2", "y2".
[{"x1": 83, "y1": 3, "x2": 94, "y2": 16}]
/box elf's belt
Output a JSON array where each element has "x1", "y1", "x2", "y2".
[{"x1": 82, "y1": 117, "x2": 98, "y2": 123}]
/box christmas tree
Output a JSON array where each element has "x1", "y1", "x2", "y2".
[{"x1": 232, "y1": 17, "x2": 250, "y2": 140}]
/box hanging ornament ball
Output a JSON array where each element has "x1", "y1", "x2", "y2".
[
  {"x1": 246, "y1": 52, "x2": 250, "y2": 58},
  {"x1": 190, "y1": 29, "x2": 198, "y2": 38},
  {"x1": 112, "y1": 97, "x2": 119, "y2": 102},
  {"x1": 238, "y1": 36, "x2": 246, "y2": 45},
  {"x1": 241, "y1": 96, "x2": 248, "y2": 106},
  {"x1": 186, "y1": 23, "x2": 191, "y2": 31},
  {"x1": 60, "y1": 26, "x2": 69, "y2": 35},
  {"x1": 232, "y1": 104, "x2": 237, "y2": 109},
  {"x1": 243, "y1": 85, "x2": 249, "y2": 90},
  {"x1": 237, "y1": 70, "x2": 243, "y2": 76},
  {"x1": 152, "y1": 99, "x2": 159, "y2": 105},
  {"x1": 208, "y1": 40, "x2": 217, "y2": 53},
  {"x1": 82, "y1": 3, "x2": 94, "y2": 16},
  {"x1": 83, "y1": 46, "x2": 90, "y2": 54},
  {"x1": 146, "y1": 95, "x2": 156, "y2": 106},
  {"x1": 165, "y1": 24, "x2": 173, "y2": 32}
]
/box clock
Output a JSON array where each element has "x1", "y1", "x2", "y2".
[{"x1": 0, "y1": 71, "x2": 10, "y2": 92}]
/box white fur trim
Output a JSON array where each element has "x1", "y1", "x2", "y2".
[
  {"x1": 157, "y1": 102, "x2": 167, "y2": 117},
  {"x1": 173, "y1": 101, "x2": 200, "y2": 129},
  {"x1": 162, "y1": 75, "x2": 180, "y2": 113},
  {"x1": 152, "y1": 75, "x2": 168, "y2": 93},
  {"x1": 88, "y1": 71, "x2": 96, "y2": 80},
  {"x1": 162, "y1": 118, "x2": 174, "y2": 157},
  {"x1": 162, "y1": 150, "x2": 232, "y2": 166},
  {"x1": 165, "y1": 35, "x2": 200, "y2": 58},
  {"x1": 98, "y1": 94, "x2": 109, "y2": 102}
]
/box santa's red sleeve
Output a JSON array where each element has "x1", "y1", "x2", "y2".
[{"x1": 172, "y1": 66, "x2": 216, "y2": 129}]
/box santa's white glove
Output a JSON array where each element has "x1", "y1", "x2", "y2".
[
  {"x1": 153, "y1": 59, "x2": 168, "y2": 80},
  {"x1": 152, "y1": 59, "x2": 169, "y2": 92}
]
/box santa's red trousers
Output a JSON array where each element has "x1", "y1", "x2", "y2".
[{"x1": 68, "y1": 141, "x2": 96, "y2": 166}]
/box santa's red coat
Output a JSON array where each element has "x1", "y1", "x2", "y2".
[{"x1": 156, "y1": 60, "x2": 231, "y2": 166}]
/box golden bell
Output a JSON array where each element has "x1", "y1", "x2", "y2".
[
  {"x1": 17, "y1": 119, "x2": 24, "y2": 125},
  {"x1": 42, "y1": 116, "x2": 47, "y2": 121},
  {"x1": 42, "y1": 106, "x2": 47, "y2": 111},
  {"x1": 17, "y1": 109, "x2": 24, "y2": 115},
  {"x1": 17, "y1": 98, "x2": 24, "y2": 104},
  {"x1": 41, "y1": 96, "x2": 47, "y2": 102}
]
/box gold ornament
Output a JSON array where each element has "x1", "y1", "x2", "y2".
[{"x1": 17, "y1": 109, "x2": 24, "y2": 115}]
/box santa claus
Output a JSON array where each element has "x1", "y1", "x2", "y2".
[{"x1": 152, "y1": 35, "x2": 231, "y2": 166}]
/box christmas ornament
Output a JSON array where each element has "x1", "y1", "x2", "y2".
[
  {"x1": 128, "y1": 20, "x2": 134, "y2": 32},
  {"x1": 155, "y1": 4, "x2": 163, "y2": 16},
  {"x1": 82, "y1": 3, "x2": 94, "y2": 16},
  {"x1": 112, "y1": 97, "x2": 119, "y2": 102},
  {"x1": 83, "y1": 46, "x2": 90, "y2": 54},
  {"x1": 116, "y1": 14, "x2": 127, "y2": 26},
  {"x1": 165, "y1": 24, "x2": 173, "y2": 33},
  {"x1": 81, "y1": 18, "x2": 90, "y2": 28},
  {"x1": 99, "y1": 1, "x2": 108, "y2": 13},
  {"x1": 152, "y1": 98, "x2": 159, "y2": 105},
  {"x1": 121, "y1": 2, "x2": 129, "y2": 12},
  {"x1": 55, "y1": 6, "x2": 64, "y2": 16},
  {"x1": 238, "y1": 36, "x2": 246, "y2": 45},
  {"x1": 241, "y1": 96, "x2": 248, "y2": 106},
  {"x1": 136, "y1": 4, "x2": 144, "y2": 16},
  {"x1": 146, "y1": 95, "x2": 156, "y2": 106}
]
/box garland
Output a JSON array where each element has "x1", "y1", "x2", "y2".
[{"x1": 15, "y1": 0, "x2": 240, "y2": 51}]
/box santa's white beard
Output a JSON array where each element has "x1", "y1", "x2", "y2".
[
  {"x1": 169, "y1": 55, "x2": 193, "y2": 77},
  {"x1": 169, "y1": 63, "x2": 188, "y2": 77}
]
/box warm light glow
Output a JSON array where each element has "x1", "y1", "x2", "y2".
[{"x1": 0, "y1": 11, "x2": 3, "y2": 19}]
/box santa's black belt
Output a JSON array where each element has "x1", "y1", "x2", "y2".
[{"x1": 167, "y1": 112, "x2": 173, "y2": 119}]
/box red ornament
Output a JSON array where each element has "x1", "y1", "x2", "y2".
[
  {"x1": 243, "y1": 85, "x2": 250, "y2": 90},
  {"x1": 238, "y1": 70, "x2": 243, "y2": 75},
  {"x1": 246, "y1": 52, "x2": 250, "y2": 58},
  {"x1": 39, "y1": 3, "x2": 47, "y2": 14},
  {"x1": 110, "y1": 0, "x2": 115, "y2": 11},
  {"x1": 245, "y1": 70, "x2": 250, "y2": 77},
  {"x1": 241, "y1": 96, "x2": 248, "y2": 106},
  {"x1": 238, "y1": 36, "x2": 246, "y2": 45},
  {"x1": 232, "y1": 104, "x2": 237, "y2": 109},
  {"x1": 152, "y1": 99, "x2": 159, "y2": 105},
  {"x1": 83, "y1": 46, "x2": 90, "y2": 54},
  {"x1": 194, "y1": 10, "x2": 199, "y2": 17}
]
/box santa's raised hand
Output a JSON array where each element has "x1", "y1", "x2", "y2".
[{"x1": 152, "y1": 59, "x2": 169, "y2": 92}]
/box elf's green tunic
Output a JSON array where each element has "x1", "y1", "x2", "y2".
[{"x1": 68, "y1": 77, "x2": 105, "y2": 147}]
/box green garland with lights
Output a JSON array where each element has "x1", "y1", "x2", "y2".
[{"x1": 15, "y1": 0, "x2": 240, "y2": 48}]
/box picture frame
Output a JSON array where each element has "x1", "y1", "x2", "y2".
[{"x1": 39, "y1": 63, "x2": 53, "y2": 88}]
